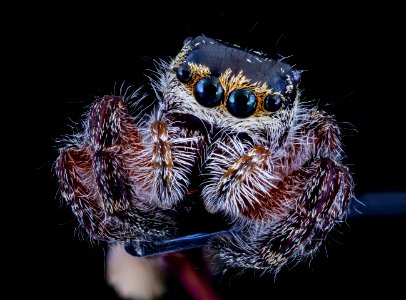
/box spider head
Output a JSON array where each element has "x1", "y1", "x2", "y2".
[{"x1": 164, "y1": 36, "x2": 301, "y2": 142}]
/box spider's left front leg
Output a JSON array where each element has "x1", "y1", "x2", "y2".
[{"x1": 203, "y1": 112, "x2": 353, "y2": 271}]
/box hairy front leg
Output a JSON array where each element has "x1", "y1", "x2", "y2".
[
  {"x1": 209, "y1": 157, "x2": 352, "y2": 271},
  {"x1": 202, "y1": 110, "x2": 353, "y2": 270},
  {"x1": 56, "y1": 96, "x2": 175, "y2": 241}
]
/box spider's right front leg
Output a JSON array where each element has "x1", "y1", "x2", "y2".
[{"x1": 56, "y1": 96, "x2": 175, "y2": 241}]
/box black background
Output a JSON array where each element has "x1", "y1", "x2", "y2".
[{"x1": 16, "y1": 3, "x2": 405, "y2": 299}]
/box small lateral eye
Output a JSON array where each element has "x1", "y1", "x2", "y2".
[
  {"x1": 176, "y1": 64, "x2": 192, "y2": 83},
  {"x1": 264, "y1": 94, "x2": 283, "y2": 112},
  {"x1": 226, "y1": 88, "x2": 258, "y2": 118},
  {"x1": 194, "y1": 76, "x2": 224, "y2": 107}
]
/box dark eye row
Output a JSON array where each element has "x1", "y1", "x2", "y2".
[{"x1": 176, "y1": 67, "x2": 283, "y2": 118}]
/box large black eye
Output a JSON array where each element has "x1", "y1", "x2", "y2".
[
  {"x1": 194, "y1": 76, "x2": 224, "y2": 107},
  {"x1": 176, "y1": 64, "x2": 192, "y2": 83},
  {"x1": 226, "y1": 88, "x2": 257, "y2": 118},
  {"x1": 264, "y1": 94, "x2": 283, "y2": 112}
]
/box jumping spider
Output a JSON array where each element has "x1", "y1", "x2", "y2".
[{"x1": 56, "y1": 36, "x2": 353, "y2": 272}]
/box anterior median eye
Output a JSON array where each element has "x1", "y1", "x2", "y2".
[
  {"x1": 226, "y1": 88, "x2": 257, "y2": 118},
  {"x1": 264, "y1": 94, "x2": 283, "y2": 112},
  {"x1": 194, "y1": 77, "x2": 224, "y2": 107}
]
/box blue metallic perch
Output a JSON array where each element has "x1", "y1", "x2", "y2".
[{"x1": 124, "y1": 192, "x2": 406, "y2": 257}]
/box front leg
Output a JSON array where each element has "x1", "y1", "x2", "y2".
[
  {"x1": 209, "y1": 157, "x2": 352, "y2": 271},
  {"x1": 56, "y1": 96, "x2": 177, "y2": 241},
  {"x1": 202, "y1": 110, "x2": 353, "y2": 270}
]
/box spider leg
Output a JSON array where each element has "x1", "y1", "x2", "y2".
[
  {"x1": 88, "y1": 96, "x2": 134, "y2": 216},
  {"x1": 56, "y1": 96, "x2": 175, "y2": 241},
  {"x1": 209, "y1": 156, "x2": 352, "y2": 271},
  {"x1": 206, "y1": 110, "x2": 353, "y2": 271},
  {"x1": 56, "y1": 148, "x2": 104, "y2": 237}
]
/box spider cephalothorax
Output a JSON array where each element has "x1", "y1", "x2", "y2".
[{"x1": 56, "y1": 36, "x2": 353, "y2": 272}]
